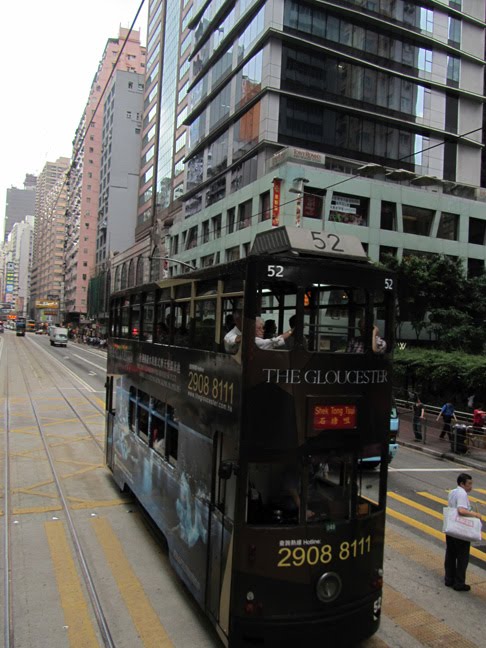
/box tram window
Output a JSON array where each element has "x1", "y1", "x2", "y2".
[
  {"x1": 155, "y1": 301, "x2": 171, "y2": 343},
  {"x1": 128, "y1": 387, "x2": 136, "y2": 431},
  {"x1": 166, "y1": 405, "x2": 179, "y2": 465},
  {"x1": 303, "y1": 285, "x2": 366, "y2": 353},
  {"x1": 173, "y1": 302, "x2": 190, "y2": 346},
  {"x1": 193, "y1": 298, "x2": 216, "y2": 351},
  {"x1": 221, "y1": 299, "x2": 243, "y2": 353},
  {"x1": 175, "y1": 283, "x2": 191, "y2": 299},
  {"x1": 256, "y1": 280, "x2": 297, "y2": 350},
  {"x1": 224, "y1": 277, "x2": 244, "y2": 293},
  {"x1": 131, "y1": 296, "x2": 141, "y2": 339},
  {"x1": 121, "y1": 298, "x2": 130, "y2": 337},
  {"x1": 151, "y1": 411, "x2": 165, "y2": 454},
  {"x1": 142, "y1": 293, "x2": 154, "y2": 341}
]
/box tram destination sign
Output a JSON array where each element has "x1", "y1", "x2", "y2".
[
  {"x1": 251, "y1": 226, "x2": 367, "y2": 260},
  {"x1": 313, "y1": 404, "x2": 357, "y2": 430}
]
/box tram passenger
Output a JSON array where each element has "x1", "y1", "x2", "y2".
[
  {"x1": 263, "y1": 319, "x2": 277, "y2": 339},
  {"x1": 347, "y1": 318, "x2": 386, "y2": 353},
  {"x1": 224, "y1": 311, "x2": 242, "y2": 353},
  {"x1": 255, "y1": 317, "x2": 293, "y2": 349}
]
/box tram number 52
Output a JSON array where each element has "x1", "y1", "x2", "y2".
[{"x1": 267, "y1": 265, "x2": 284, "y2": 277}]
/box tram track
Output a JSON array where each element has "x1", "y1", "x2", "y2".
[
  {"x1": 18, "y1": 336, "x2": 106, "y2": 453},
  {"x1": 3, "y1": 335, "x2": 116, "y2": 647},
  {"x1": 2, "y1": 337, "x2": 14, "y2": 648}
]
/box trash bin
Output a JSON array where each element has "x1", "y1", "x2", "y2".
[{"x1": 451, "y1": 424, "x2": 467, "y2": 454}]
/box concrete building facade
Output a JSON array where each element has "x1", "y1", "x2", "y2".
[
  {"x1": 65, "y1": 27, "x2": 146, "y2": 322},
  {"x1": 30, "y1": 158, "x2": 70, "y2": 323},
  {"x1": 3, "y1": 216, "x2": 35, "y2": 316},
  {"x1": 111, "y1": 0, "x2": 486, "y2": 291}
]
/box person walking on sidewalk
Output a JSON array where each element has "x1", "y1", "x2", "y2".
[
  {"x1": 412, "y1": 397, "x2": 425, "y2": 441},
  {"x1": 436, "y1": 401, "x2": 457, "y2": 440},
  {"x1": 444, "y1": 472, "x2": 482, "y2": 591}
]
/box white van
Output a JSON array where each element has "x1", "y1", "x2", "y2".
[{"x1": 49, "y1": 326, "x2": 69, "y2": 347}]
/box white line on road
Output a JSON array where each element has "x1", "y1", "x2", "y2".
[
  {"x1": 72, "y1": 353, "x2": 105, "y2": 371},
  {"x1": 389, "y1": 468, "x2": 472, "y2": 472}
]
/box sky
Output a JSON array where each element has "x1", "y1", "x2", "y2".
[{"x1": 0, "y1": 0, "x2": 148, "y2": 240}]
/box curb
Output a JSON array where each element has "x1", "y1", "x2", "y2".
[{"x1": 398, "y1": 440, "x2": 486, "y2": 472}]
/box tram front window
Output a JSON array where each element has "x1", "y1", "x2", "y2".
[{"x1": 247, "y1": 453, "x2": 382, "y2": 525}]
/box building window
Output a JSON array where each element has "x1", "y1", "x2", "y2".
[
  {"x1": 448, "y1": 17, "x2": 461, "y2": 47},
  {"x1": 402, "y1": 205, "x2": 435, "y2": 236},
  {"x1": 329, "y1": 193, "x2": 368, "y2": 226},
  {"x1": 212, "y1": 214, "x2": 222, "y2": 239},
  {"x1": 226, "y1": 246, "x2": 240, "y2": 262},
  {"x1": 202, "y1": 220, "x2": 210, "y2": 243},
  {"x1": 447, "y1": 55, "x2": 460, "y2": 85},
  {"x1": 437, "y1": 212, "x2": 459, "y2": 241},
  {"x1": 303, "y1": 188, "x2": 324, "y2": 219},
  {"x1": 467, "y1": 258, "x2": 484, "y2": 277},
  {"x1": 237, "y1": 199, "x2": 252, "y2": 230},
  {"x1": 381, "y1": 202, "x2": 396, "y2": 231},
  {"x1": 260, "y1": 191, "x2": 270, "y2": 221},
  {"x1": 227, "y1": 208, "x2": 236, "y2": 234},
  {"x1": 468, "y1": 218, "x2": 486, "y2": 245},
  {"x1": 379, "y1": 246, "x2": 397, "y2": 263}
]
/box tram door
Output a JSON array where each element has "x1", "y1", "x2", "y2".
[
  {"x1": 207, "y1": 433, "x2": 237, "y2": 634},
  {"x1": 105, "y1": 376, "x2": 117, "y2": 467}
]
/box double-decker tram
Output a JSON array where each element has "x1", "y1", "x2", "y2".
[{"x1": 105, "y1": 227, "x2": 395, "y2": 647}]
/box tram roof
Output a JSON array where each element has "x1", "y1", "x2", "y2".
[{"x1": 250, "y1": 227, "x2": 367, "y2": 261}]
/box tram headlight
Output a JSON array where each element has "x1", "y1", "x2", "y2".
[{"x1": 316, "y1": 572, "x2": 342, "y2": 603}]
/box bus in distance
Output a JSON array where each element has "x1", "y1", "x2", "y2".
[
  {"x1": 105, "y1": 227, "x2": 395, "y2": 647},
  {"x1": 15, "y1": 317, "x2": 26, "y2": 336}
]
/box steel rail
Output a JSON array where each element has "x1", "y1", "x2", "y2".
[
  {"x1": 2, "y1": 338, "x2": 14, "y2": 648},
  {"x1": 15, "y1": 341, "x2": 116, "y2": 648}
]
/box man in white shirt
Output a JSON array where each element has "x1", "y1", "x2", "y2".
[
  {"x1": 445, "y1": 473, "x2": 481, "y2": 591},
  {"x1": 255, "y1": 317, "x2": 293, "y2": 349},
  {"x1": 224, "y1": 311, "x2": 242, "y2": 353}
]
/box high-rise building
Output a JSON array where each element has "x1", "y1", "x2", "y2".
[
  {"x1": 87, "y1": 69, "x2": 145, "y2": 330},
  {"x1": 64, "y1": 27, "x2": 146, "y2": 322},
  {"x1": 111, "y1": 0, "x2": 486, "y2": 290},
  {"x1": 3, "y1": 216, "x2": 35, "y2": 315},
  {"x1": 30, "y1": 157, "x2": 70, "y2": 322},
  {"x1": 4, "y1": 174, "x2": 37, "y2": 242}
]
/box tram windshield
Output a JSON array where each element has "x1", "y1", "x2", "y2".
[
  {"x1": 256, "y1": 279, "x2": 391, "y2": 353},
  {"x1": 246, "y1": 447, "x2": 382, "y2": 526}
]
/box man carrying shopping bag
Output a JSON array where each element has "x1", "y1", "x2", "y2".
[{"x1": 444, "y1": 473, "x2": 482, "y2": 591}]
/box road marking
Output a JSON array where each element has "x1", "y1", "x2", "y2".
[
  {"x1": 45, "y1": 520, "x2": 99, "y2": 647},
  {"x1": 92, "y1": 516, "x2": 174, "y2": 647},
  {"x1": 386, "y1": 506, "x2": 486, "y2": 561},
  {"x1": 417, "y1": 491, "x2": 486, "y2": 524},
  {"x1": 390, "y1": 491, "x2": 486, "y2": 540},
  {"x1": 72, "y1": 353, "x2": 106, "y2": 371},
  {"x1": 26, "y1": 337, "x2": 96, "y2": 391},
  {"x1": 389, "y1": 468, "x2": 472, "y2": 471}
]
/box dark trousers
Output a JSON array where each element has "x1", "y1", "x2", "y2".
[
  {"x1": 440, "y1": 415, "x2": 452, "y2": 438},
  {"x1": 444, "y1": 535, "x2": 470, "y2": 587}
]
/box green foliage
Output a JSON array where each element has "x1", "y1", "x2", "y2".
[
  {"x1": 380, "y1": 254, "x2": 486, "y2": 353},
  {"x1": 393, "y1": 348, "x2": 486, "y2": 407}
]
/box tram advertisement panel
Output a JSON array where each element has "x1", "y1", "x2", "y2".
[{"x1": 108, "y1": 339, "x2": 241, "y2": 436}]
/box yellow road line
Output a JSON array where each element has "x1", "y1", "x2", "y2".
[
  {"x1": 388, "y1": 492, "x2": 443, "y2": 520},
  {"x1": 45, "y1": 520, "x2": 99, "y2": 647},
  {"x1": 92, "y1": 517, "x2": 173, "y2": 648},
  {"x1": 386, "y1": 507, "x2": 486, "y2": 562},
  {"x1": 94, "y1": 397, "x2": 105, "y2": 409},
  {"x1": 417, "y1": 491, "x2": 486, "y2": 524}
]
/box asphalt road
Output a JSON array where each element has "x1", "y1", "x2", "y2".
[{"x1": 1, "y1": 331, "x2": 485, "y2": 647}]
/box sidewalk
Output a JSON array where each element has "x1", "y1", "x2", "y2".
[{"x1": 397, "y1": 406, "x2": 486, "y2": 472}]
